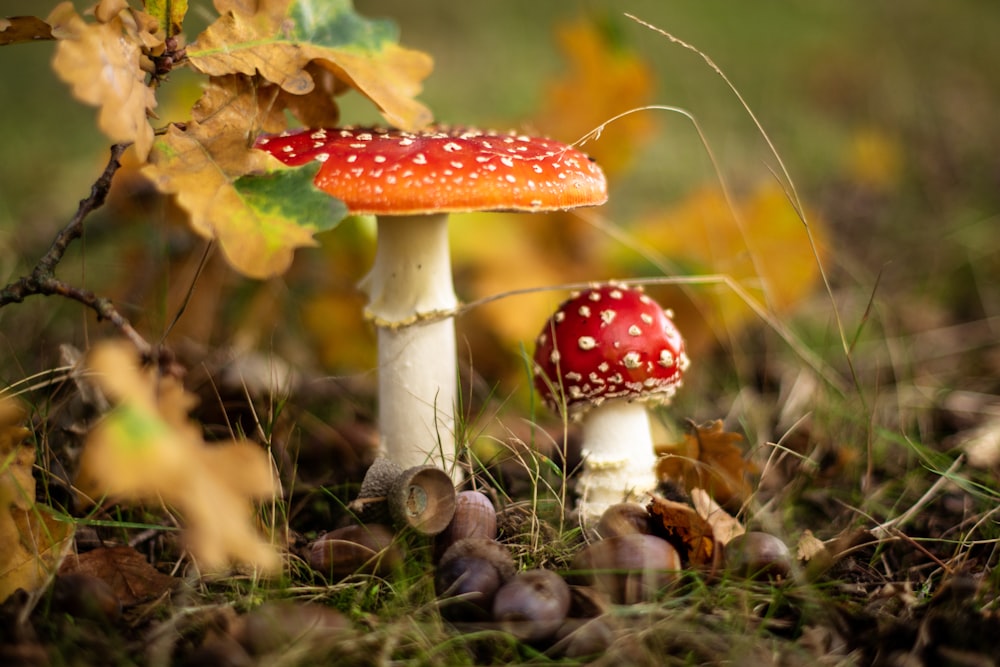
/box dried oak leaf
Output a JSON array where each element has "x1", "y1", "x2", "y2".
[
  {"x1": 187, "y1": 0, "x2": 433, "y2": 131},
  {"x1": 647, "y1": 494, "x2": 714, "y2": 566},
  {"x1": 76, "y1": 342, "x2": 281, "y2": 574},
  {"x1": 0, "y1": 16, "x2": 54, "y2": 45},
  {"x1": 142, "y1": 76, "x2": 343, "y2": 278},
  {"x1": 656, "y1": 420, "x2": 758, "y2": 507},
  {"x1": 48, "y1": 2, "x2": 161, "y2": 160},
  {"x1": 690, "y1": 487, "x2": 744, "y2": 546},
  {"x1": 61, "y1": 545, "x2": 178, "y2": 606},
  {"x1": 0, "y1": 399, "x2": 74, "y2": 600}
]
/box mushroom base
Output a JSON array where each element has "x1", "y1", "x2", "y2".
[{"x1": 576, "y1": 401, "x2": 659, "y2": 527}]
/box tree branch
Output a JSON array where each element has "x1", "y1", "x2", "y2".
[{"x1": 0, "y1": 143, "x2": 153, "y2": 358}]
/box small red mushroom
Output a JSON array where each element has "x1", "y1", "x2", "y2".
[
  {"x1": 256, "y1": 127, "x2": 607, "y2": 478},
  {"x1": 533, "y1": 283, "x2": 689, "y2": 525}
]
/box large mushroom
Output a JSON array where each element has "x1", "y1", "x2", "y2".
[
  {"x1": 533, "y1": 283, "x2": 689, "y2": 525},
  {"x1": 256, "y1": 127, "x2": 607, "y2": 478}
]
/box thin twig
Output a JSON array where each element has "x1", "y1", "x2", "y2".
[{"x1": 0, "y1": 143, "x2": 153, "y2": 358}]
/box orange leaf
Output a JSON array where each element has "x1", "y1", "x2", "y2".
[
  {"x1": 647, "y1": 495, "x2": 714, "y2": 566},
  {"x1": 535, "y1": 15, "x2": 657, "y2": 176},
  {"x1": 656, "y1": 420, "x2": 758, "y2": 507}
]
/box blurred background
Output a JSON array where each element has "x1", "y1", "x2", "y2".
[{"x1": 1, "y1": 1, "x2": 998, "y2": 451}]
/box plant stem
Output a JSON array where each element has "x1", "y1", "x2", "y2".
[{"x1": 0, "y1": 143, "x2": 153, "y2": 358}]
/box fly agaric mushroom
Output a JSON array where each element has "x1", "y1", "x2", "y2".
[
  {"x1": 256, "y1": 127, "x2": 607, "y2": 478},
  {"x1": 533, "y1": 283, "x2": 689, "y2": 525}
]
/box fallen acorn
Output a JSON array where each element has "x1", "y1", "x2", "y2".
[
  {"x1": 724, "y1": 531, "x2": 792, "y2": 581},
  {"x1": 436, "y1": 537, "x2": 516, "y2": 621},
  {"x1": 570, "y1": 533, "x2": 682, "y2": 604},
  {"x1": 492, "y1": 569, "x2": 571, "y2": 642},
  {"x1": 434, "y1": 490, "x2": 497, "y2": 560},
  {"x1": 595, "y1": 502, "x2": 654, "y2": 539},
  {"x1": 307, "y1": 523, "x2": 403, "y2": 579}
]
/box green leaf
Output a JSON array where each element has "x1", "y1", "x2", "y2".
[
  {"x1": 144, "y1": 0, "x2": 189, "y2": 37},
  {"x1": 288, "y1": 0, "x2": 398, "y2": 50},
  {"x1": 234, "y1": 162, "x2": 347, "y2": 235}
]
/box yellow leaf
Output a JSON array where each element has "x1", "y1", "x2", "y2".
[
  {"x1": 77, "y1": 342, "x2": 281, "y2": 574},
  {"x1": 48, "y1": 2, "x2": 158, "y2": 159},
  {"x1": 0, "y1": 399, "x2": 74, "y2": 599},
  {"x1": 610, "y1": 182, "x2": 828, "y2": 352}
]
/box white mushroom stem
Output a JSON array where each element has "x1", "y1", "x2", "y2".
[
  {"x1": 358, "y1": 213, "x2": 460, "y2": 479},
  {"x1": 576, "y1": 400, "x2": 659, "y2": 527}
]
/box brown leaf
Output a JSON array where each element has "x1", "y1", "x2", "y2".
[
  {"x1": 0, "y1": 16, "x2": 54, "y2": 45},
  {"x1": 647, "y1": 495, "x2": 714, "y2": 566},
  {"x1": 48, "y1": 2, "x2": 159, "y2": 159},
  {"x1": 62, "y1": 546, "x2": 178, "y2": 606},
  {"x1": 656, "y1": 420, "x2": 758, "y2": 507}
]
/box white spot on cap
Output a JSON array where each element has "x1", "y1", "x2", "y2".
[
  {"x1": 641, "y1": 313, "x2": 654, "y2": 325},
  {"x1": 315, "y1": 153, "x2": 330, "y2": 162},
  {"x1": 504, "y1": 174, "x2": 516, "y2": 183},
  {"x1": 450, "y1": 161, "x2": 463, "y2": 169},
  {"x1": 565, "y1": 371, "x2": 583, "y2": 382},
  {"x1": 658, "y1": 350, "x2": 675, "y2": 367},
  {"x1": 600, "y1": 309, "x2": 616, "y2": 325},
  {"x1": 578, "y1": 336, "x2": 597, "y2": 350},
  {"x1": 628, "y1": 325, "x2": 642, "y2": 336},
  {"x1": 623, "y1": 352, "x2": 642, "y2": 369},
  {"x1": 413, "y1": 153, "x2": 427, "y2": 165},
  {"x1": 373, "y1": 155, "x2": 387, "y2": 163},
  {"x1": 578, "y1": 305, "x2": 591, "y2": 317},
  {"x1": 443, "y1": 142, "x2": 462, "y2": 152},
  {"x1": 500, "y1": 156, "x2": 514, "y2": 167},
  {"x1": 554, "y1": 311, "x2": 566, "y2": 323}
]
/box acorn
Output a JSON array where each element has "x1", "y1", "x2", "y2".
[
  {"x1": 594, "y1": 502, "x2": 653, "y2": 539},
  {"x1": 348, "y1": 457, "x2": 403, "y2": 523},
  {"x1": 434, "y1": 490, "x2": 497, "y2": 560},
  {"x1": 492, "y1": 569, "x2": 571, "y2": 642},
  {"x1": 551, "y1": 616, "x2": 616, "y2": 659},
  {"x1": 724, "y1": 531, "x2": 792, "y2": 580},
  {"x1": 571, "y1": 534, "x2": 682, "y2": 604},
  {"x1": 435, "y1": 537, "x2": 516, "y2": 621},
  {"x1": 388, "y1": 465, "x2": 457, "y2": 536},
  {"x1": 307, "y1": 524, "x2": 403, "y2": 579}
]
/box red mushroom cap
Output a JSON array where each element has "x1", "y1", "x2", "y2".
[
  {"x1": 533, "y1": 284, "x2": 689, "y2": 413},
  {"x1": 255, "y1": 127, "x2": 607, "y2": 215}
]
